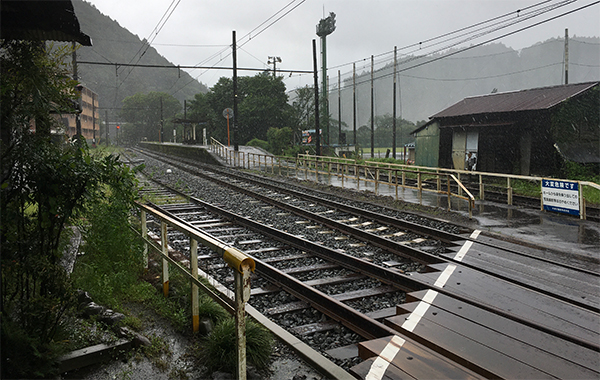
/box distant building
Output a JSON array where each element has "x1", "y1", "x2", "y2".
[
  {"x1": 59, "y1": 86, "x2": 100, "y2": 142},
  {"x1": 411, "y1": 82, "x2": 599, "y2": 176}
]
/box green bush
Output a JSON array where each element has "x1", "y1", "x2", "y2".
[
  {"x1": 196, "y1": 318, "x2": 273, "y2": 374},
  {"x1": 247, "y1": 138, "x2": 269, "y2": 151}
]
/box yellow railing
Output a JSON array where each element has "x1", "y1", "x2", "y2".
[
  {"x1": 210, "y1": 137, "x2": 245, "y2": 167},
  {"x1": 136, "y1": 201, "x2": 254, "y2": 379}
]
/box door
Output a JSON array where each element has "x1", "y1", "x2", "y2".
[{"x1": 451, "y1": 129, "x2": 466, "y2": 170}]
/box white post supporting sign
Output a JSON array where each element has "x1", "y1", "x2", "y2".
[{"x1": 541, "y1": 179, "x2": 580, "y2": 217}]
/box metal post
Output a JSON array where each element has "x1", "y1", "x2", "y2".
[
  {"x1": 392, "y1": 46, "x2": 397, "y2": 159},
  {"x1": 234, "y1": 266, "x2": 251, "y2": 380},
  {"x1": 190, "y1": 238, "x2": 199, "y2": 333},
  {"x1": 564, "y1": 28, "x2": 569, "y2": 85},
  {"x1": 313, "y1": 40, "x2": 321, "y2": 156},
  {"x1": 338, "y1": 70, "x2": 341, "y2": 145},
  {"x1": 447, "y1": 175, "x2": 452, "y2": 211},
  {"x1": 161, "y1": 221, "x2": 169, "y2": 297},
  {"x1": 370, "y1": 55, "x2": 374, "y2": 158},
  {"x1": 233, "y1": 31, "x2": 239, "y2": 151},
  {"x1": 479, "y1": 174, "x2": 485, "y2": 200},
  {"x1": 353, "y1": 62, "x2": 357, "y2": 149},
  {"x1": 141, "y1": 210, "x2": 148, "y2": 270}
]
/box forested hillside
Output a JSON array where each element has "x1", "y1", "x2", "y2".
[{"x1": 71, "y1": 0, "x2": 208, "y2": 120}]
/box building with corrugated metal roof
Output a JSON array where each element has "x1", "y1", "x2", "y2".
[{"x1": 411, "y1": 82, "x2": 599, "y2": 176}]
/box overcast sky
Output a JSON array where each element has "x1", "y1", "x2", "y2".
[{"x1": 87, "y1": 0, "x2": 600, "y2": 90}]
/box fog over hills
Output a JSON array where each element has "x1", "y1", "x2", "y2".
[
  {"x1": 71, "y1": 0, "x2": 208, "y2": 120},
  {"x1": 330, "y1": 37, "x2": 600, "y2": 125},
  {"x1": 70, "y1": 0, "x2": 598, "y2": 126}
]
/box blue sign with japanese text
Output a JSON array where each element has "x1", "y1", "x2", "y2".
[{"x1": 541, "y1": 179, "x2": 580, "y2": 216}]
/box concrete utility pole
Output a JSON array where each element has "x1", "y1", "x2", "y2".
[
  {"x1": 338, "y1": 70, "x2": 341, "y2": 145},
  {"x1": 353, "y1": 62, "x2": 356, "y2": 148},
  {"x1": 564, "y1": 28, "x2": 569, "y2": 85},
  {"x1": 160, "y1": 97, "x2": 164, "y2": 143},
  {"x1": 316, "y1": 12, "x2": 336, "y2": 147},
  {"x1": 233, "y1": 31, "x2": 239, "y2": 151},
  {"x1": 392, "y1": 46, "x2": 397, "y2": 159},
  {"x1": 105, "y1": 110, "x2": 109, "y2": 145},
  {"x1": 370, "y1": 55, "x2": 374, "y2": 158},
  {"x1": 313, "y1": 39, "x2": 321, "y2": 156},
  {"x1": 72, "y1": 42, "x2": 82, "y2": 140}
]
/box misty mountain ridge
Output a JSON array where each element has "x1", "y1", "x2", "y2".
[
  {"x1": 70, "y1": 0, "x2": 208, "y2": 120},
  {"x1": 330, "y1": 36, "x2": 599, "y2": 125},
  {"x1": 70, "y1": 0, "x2": 598, "y2": 127}
]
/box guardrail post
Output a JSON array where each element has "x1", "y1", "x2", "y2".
[
  {"x1": 447, "y1": 175, "x2": 452, "y2": 210},
  {"x1": 223, "y1": 248, "x2": 255, "y2": 380},
  {"x1": 234, "y1": 266, "x2": 251, "y2": 380},
  {"x1": 190, "y1": 238, "x2": 199, "y2": 333},
  {"x1": 479, "y1": 174, "x2": 485, "y2": 200},
  {"x1": 141, "y1": 210, "x2": 148, "y2": 270},
  {"x1": 395, "y1": 169, "x2": 399, "y2": 200},
  {"x1": 161, "y1": 221, "x2": 169, "y2": 297}
]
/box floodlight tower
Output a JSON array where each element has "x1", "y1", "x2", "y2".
[{"x1": 316, "y1": 12, "x2": 336, "y2": 146}]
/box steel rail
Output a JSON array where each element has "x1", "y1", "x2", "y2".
[
  {"x1": 137, "y1": 148, "x2": 600, "y2": 303},
  {"x1": 144, "y1": 178, "x2": 599, "y2": 352}
]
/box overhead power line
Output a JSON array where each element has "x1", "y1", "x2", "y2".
[{"x1": 336, "y1": 0, "x2": 600, "y2": 90}]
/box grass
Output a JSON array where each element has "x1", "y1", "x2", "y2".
[{"x1": 193, "y1": 317, "x2": 273, "y2": 374}]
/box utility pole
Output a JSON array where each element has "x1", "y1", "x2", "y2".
[
  {"x1": 313, "y1": 39, "x2": 321, "y2": 156},
  {"x1": 72, "y1": 42, "x2": 82, "y2": 140},
  {"x1": 392, "y1": 46, "x2": 397, "y2": 159},
  {"x1": 160, "y1": 97, "x2": 164, "y2": 143},
  {"x1": 353, "y1": 62, "x2": 356, "y2": 149},
  {"x1": 338, "y1": 70, "x2": 341, "y2": 145},
  {"x1": 92, "y1": 92, "x2": 96, "y2": 146},
  {"x1": 268, "y1": 56, "x2": 281, "y2": 77},
  {"x1": 233, "y1": 31, "x2": 239, "y2": 151},
  {"x1": 564, "y1": 28, "x2": 569, "y2": 85},
  {"x1": 370, "y1": 55, "x2": 374, "y2": 158},
  {"x1": 105, "y1": 110, "x2": 109, "y2": 145}
]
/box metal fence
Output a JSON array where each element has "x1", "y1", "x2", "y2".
[
  {"x1": 208, "y1": 142, "x2": 598, "y2": 220},
  {"x1": 136, "y1": 201, "x2": 255, "y2": 380}
]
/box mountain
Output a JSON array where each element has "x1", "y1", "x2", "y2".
[
  {"x1": 329, "y1": 37, "x2": 600, "y2": 125},
  {"x1": 70, "y1": 0, "x2": 208, "y2": 121}
]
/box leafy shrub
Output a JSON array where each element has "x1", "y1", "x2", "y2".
[
  {"x1": 196, "y1": 318, "x2": 273, "y2": 374},
  {"x1": 247, "y1": 138, "x2": 269, "y2": 151}
]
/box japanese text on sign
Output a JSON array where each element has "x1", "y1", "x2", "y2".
[{"x1": 541, "y1": 179, "x2": 580, "y2": 216}]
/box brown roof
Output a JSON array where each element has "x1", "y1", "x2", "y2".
[
  {"x1": 1, "y1": 1, "x2": 91, "y2": 46},
  {"x1": 432, "y1": 82, "x2": 599, "y2": 118}
]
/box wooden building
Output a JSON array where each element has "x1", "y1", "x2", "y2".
[{"x1": 411, "y1": 82, "x2": 599, "y2": 176}]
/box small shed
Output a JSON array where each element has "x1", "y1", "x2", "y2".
[{"x1": 411, "y1": 82, "x2": 599, "y2": 176}]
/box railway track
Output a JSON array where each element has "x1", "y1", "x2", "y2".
[{"x1": 129, "y1": 148, "x2": 600, "y2": 379}]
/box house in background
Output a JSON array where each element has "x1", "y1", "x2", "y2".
[{"x1": 411, "y1": 82, "x2": 599, "y2": 176}]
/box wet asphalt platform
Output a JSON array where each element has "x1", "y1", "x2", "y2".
[{"x1": 203, "y1": 143, "x2": 599, "y2": 262}]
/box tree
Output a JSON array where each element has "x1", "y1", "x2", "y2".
[
  {"x1": 187, "y1": 73, "x2": 294, "y2": 145},
  {"x1": 1, "y1": 40, "x2": 139, "y2": 377},
  {"x1": 291, "y1": 85, "x2": 316, "y2": 144},
  {"x1": 120, "y1": 92, "x2": 181, "y2": 143}
]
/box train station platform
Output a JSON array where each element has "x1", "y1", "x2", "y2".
[{"x1": 139, "y1": 142, "x2": 600, "y2": 262}]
